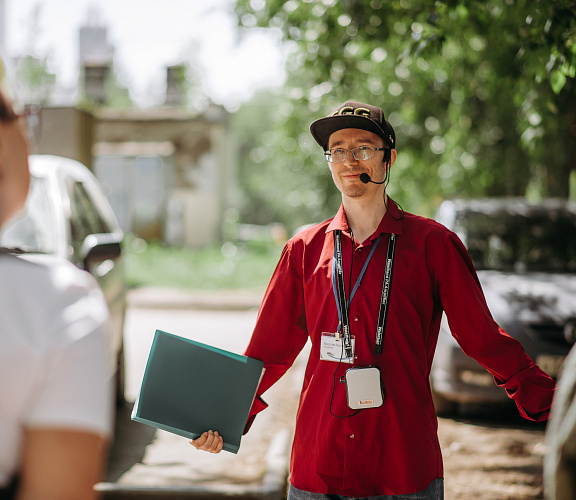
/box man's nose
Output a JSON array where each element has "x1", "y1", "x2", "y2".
[{"x1": 343, "y1": 150, "x2": 359, "y2": 165}]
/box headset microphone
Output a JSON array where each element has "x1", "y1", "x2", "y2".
[{"x1": 360, "y1": 173, "x2": 386, "y2": 185}]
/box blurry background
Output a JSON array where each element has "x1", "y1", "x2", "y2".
[{"x1": 2, "y1": 0, "x2": 575, "y2": 289}]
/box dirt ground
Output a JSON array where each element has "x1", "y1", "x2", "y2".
[{"x1": 438, "y1": 404, "x2": 548, "y2": 500}]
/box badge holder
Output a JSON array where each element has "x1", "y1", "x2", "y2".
[{"x1": 344, "y1": 366, "x2": 384, "y2": 410}]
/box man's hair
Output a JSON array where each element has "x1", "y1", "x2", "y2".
[{"x1": 0, "y1": 88, "x2": 17, "y2": 123}]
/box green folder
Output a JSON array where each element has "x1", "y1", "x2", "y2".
[{"x1": 131, "y1": 329, "x2": 265, "y2": 454}]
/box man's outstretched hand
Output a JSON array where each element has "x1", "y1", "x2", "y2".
[{"x1": 190, "y1": 430, "x2": 224, "y2": 453}]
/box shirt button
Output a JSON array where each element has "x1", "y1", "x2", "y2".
[
  {"x1": 354, "y1": 316, "x2": 359, "y2": 322},
  {"x1": 349, "y1": 434, "x2": 355, "y2": 439}
]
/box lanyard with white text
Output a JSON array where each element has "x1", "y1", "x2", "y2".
[{"x1": 332, "y1": 230, "x2": 397, "y2": 357}]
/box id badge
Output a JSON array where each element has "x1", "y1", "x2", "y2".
[
  {"x1": 345, "y1": 366, "x2": 384, "y2": 409},
  {"x1": 320, "y1": 332, "x2": 355, "y2": 363}
]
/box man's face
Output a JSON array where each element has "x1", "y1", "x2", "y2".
[
  {"x1": 326, "y1": 128, "x2": 394, "y2": 199},
  {"x1": 0, "y1": 115, "x2": 30, "y2": 228}
]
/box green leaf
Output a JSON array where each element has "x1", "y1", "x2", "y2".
[
  {"x1": 551, "y1": 69, "x2": 567, "y2": 94},
  {"x1": 560, "y1": 61, "x2": 576, "y2": 78}
]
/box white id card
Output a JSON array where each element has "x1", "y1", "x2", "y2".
[{"x1": 320, "y1": 332, "x2": 355, "y2": 363}]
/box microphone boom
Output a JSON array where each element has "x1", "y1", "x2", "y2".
[{"x1": 360, "y1": 173, "x2": 385, "y2": 185}]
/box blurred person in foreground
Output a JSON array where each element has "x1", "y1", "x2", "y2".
[
  {"x1": 191, "y1": 100, "x2": 556, "y2": 499},
  {"x1": 544, "y1": 343, "x2": 576, "y2": 500},
  {"x1": 0, "y1": 79, "x2": 112, "y2": 498}
]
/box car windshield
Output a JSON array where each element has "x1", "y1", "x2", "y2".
[
  {"x1": 0, "y1": 176, "x2": 59, "y2": 254},
  {"x1": 456, "y1": 209, "x2": 576, "y2": 273}
]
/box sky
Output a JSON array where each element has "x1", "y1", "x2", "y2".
[{"x1": 3, "y1": 0, "x2": 286, "y2": 109}]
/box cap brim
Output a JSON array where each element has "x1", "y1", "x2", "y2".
[{"x1": 310, "y1": 115, "x2": 393, "y2": 150}]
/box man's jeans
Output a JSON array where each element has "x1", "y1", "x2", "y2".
[{"x1": 287, "y1": 479, "x2": 444, "y2": 500}]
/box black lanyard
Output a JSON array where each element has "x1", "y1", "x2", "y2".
[{"x1": 332, "y1": 230, "x2": 398, "y2": 357}]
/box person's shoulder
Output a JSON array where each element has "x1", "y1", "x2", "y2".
[
  {"x1": 47, "y1": 257, "x2": 99, "y2": 291},
  {"x1": 402, "y1": 210, "x2": 451, "y2": 236},
  {"x1": 401, "y1": 210, "x2": 467, "y2": 261},
  {"x1": 0, "y1": 254, "x2": 108, "y2": 347},
  {"x1": 4, "y1": 254, "x2": 99, "y2": 293},
  {"x1": 288, "y1": 219, "x2": 332, "y2": 247},
  {"x1": 1, "y1": 254, "x2": 107, "y2": 322},
  {"x1": 44, "y1": 259, "x2": 107, "y2": 315}
]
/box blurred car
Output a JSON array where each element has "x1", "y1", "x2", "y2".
[
  {"x1": 0, "y1": 154, "x2": 127, "y2": 403},
  {"x1": 431, "y1": 198, "x2": 576, "y2": 414}
]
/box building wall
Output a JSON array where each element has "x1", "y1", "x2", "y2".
[
  {"x1": 93, "y1": 106, "x2": 237, "y2": 247},
  {"x1": 94, "y1": 152, "x2": 172, "y2": 241},
  {"x1": 35, "y1": 107, "x2": 95, "y2": 170},
  {"x1": 32, "y1": 105, "x2": 236, "y2": 248}
]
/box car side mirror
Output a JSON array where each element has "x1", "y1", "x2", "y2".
[{"x1": 81, "y1": 233, "x2": 122, "y2": 271}]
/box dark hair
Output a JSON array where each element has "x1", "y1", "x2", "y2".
[{"x1": 0, "y1": 88, "x2": 18, "y2": 123}]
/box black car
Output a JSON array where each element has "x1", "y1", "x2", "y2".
[
  {"x1": 0, "y1": 154, "x2": 127, "y2": 403},
  {"x1": 431, "y1": 198, "x2": 576, "y2": 414}
]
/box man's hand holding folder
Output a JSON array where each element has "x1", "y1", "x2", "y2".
[
  {"x1": 190, "y1": 430, "x2": 224, "y2": 454},
  {"x1": 132, "y1": 330, "x2": 265, "y2": 454}
]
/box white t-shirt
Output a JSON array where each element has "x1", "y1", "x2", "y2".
[{"x1": 0, "y1": 253, "x2": 113, "y2": 487}]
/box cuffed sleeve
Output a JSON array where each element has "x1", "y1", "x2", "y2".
[
  {"x1": 495, "y1": 365, "x2": 556, "y2": 421},
  {"x1": 243, "y1": 396, "x2": 269, "y2": 434}
]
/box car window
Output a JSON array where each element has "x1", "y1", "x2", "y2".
[
  {"x1": 0, "y1": 176, "x2": 59, "y2": 253},
  {"x1": 68, "y1": 180, "x2": 112, "y2": 261},
  {"x1": 456, "y1": 210, "x2": 576, "y2": 273}
]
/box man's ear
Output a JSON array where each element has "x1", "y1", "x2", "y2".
[{"x1": 385, "y1": 149, "x2": 397, "y2": 171}]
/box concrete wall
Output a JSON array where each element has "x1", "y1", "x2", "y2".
[
  {"x1": 35, "y1": 107, "x2": 95, "y2": 170},
  {"x1": 93, "y1": 106, "x2": 237, "y2": 247},
  {"x1": 168, "y1": 189, "x2": 220, "y2": 247},
  {"x1": 94, "y1": 150, "x2": 172, "y2": 241},
  {"x1": 31, "y1": 105, "x2": 236, "y2": 248}
]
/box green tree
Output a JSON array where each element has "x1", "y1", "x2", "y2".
[
  {"x1": 234, "y1": 0, "x2": 576, "y2": 228},
  {"x1": 104, "y1": 70, "x2": 133, "y2": 109},
  {"x1": 14, "y1": 54, "x2": 56, "y2": 105}
]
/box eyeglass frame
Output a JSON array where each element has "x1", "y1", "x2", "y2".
[
  {"x1": 324, "y1": 146, "x2": 387, "y2": 163},
  {"x1": 20, "y1": 104, "x2": 42, "y2": 143},
  {"x1": 0, "y1": 89, "x2": 41, "y2": 124},
  {"x1": 0, "y1": 95, "x2": 42, "y2": 144}
]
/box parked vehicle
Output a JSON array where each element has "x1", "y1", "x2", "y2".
[
  {"x1": 431, "y1": 198, "x2": 576, "y2": 414},
  {"x1": 0, "y1": 154, "x2": 127, "y2": 403}
]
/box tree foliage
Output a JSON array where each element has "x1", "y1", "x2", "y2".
[
  {"x1": 233, "y1": 0, "x2": 576, "y2": 230},
  {"x1": 14, "y1": 54, "x2": 57, "y2": 105}
]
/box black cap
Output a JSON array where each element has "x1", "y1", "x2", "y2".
[{"x1": 310, "y1": 100, "x2": 396, "y2": 150}]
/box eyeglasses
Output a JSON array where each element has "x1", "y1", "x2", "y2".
[
  {"x1": 0, "y1": 99, "x2": 42, "y2": 144},
  {"x1": 324, "y1": 146, "x2": 386, "y2": 163},
  {"x1": 20, "y1": 104, "x2": 42, "y2": 143}
]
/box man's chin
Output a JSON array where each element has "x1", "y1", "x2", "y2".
[{"x1": 342, "y1": 187, "x2": 368, "y2": 198}]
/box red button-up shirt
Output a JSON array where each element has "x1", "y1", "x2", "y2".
[{"x1": 244, "y1": 201, "x2": 555, "y2": 496}]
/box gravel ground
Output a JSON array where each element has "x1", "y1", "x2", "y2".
[{"x1": 439, "y1": 405, "x2": 547, "y2": 500}]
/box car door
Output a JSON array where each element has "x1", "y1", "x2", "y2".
[{"x1": 66, "y1": 175, "x2": 126, "y2": 387}]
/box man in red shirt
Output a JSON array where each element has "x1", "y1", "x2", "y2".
[{"x1": 192, "y1": 100, "x2": 556, "y2": 499}]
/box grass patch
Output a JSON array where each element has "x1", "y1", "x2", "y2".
[{"x1": 124, "y1": 238, "x2": 283, "y2": 290}]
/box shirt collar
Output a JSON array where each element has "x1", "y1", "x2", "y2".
[{"x1": 326, "y1": 198, "x2": 404, "y2": 239}]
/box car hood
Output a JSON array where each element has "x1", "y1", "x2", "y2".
[{"x1": 478, "y1": 270, "x2": 576, "y2": 326}]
